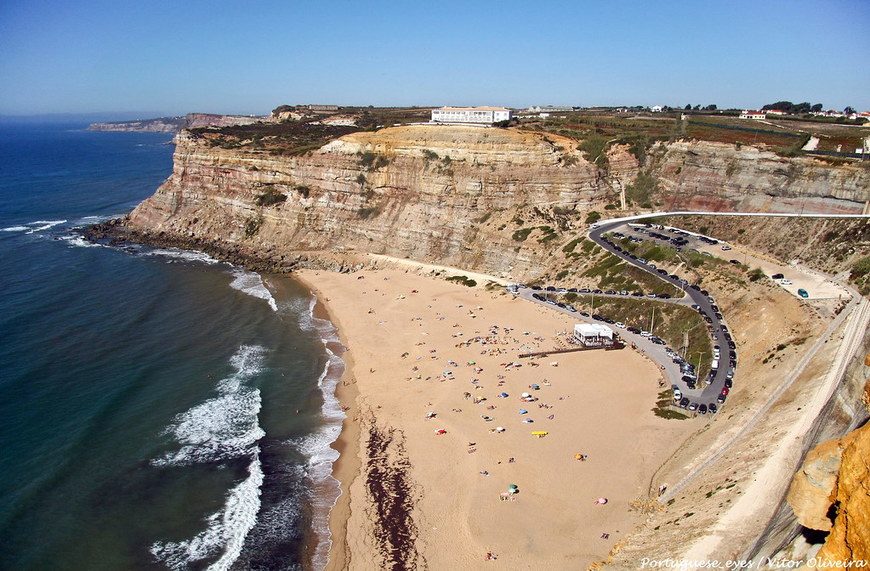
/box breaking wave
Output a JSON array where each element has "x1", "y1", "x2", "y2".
[{"x1": 150, "y1": 345, "x2": 267, "y2": 570}]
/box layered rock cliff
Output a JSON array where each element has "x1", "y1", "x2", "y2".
[
  {"x1": 124, "y1": 125, "x2": 632, "y2": 278},
  {"x1": 786, "y1": 378, "x2": 870, "y2": 567},
  {"x1": 120, "y1": 124, "x2": 870, "y2": 281},
  {"x1": 648, "y1": 140, "x2": 870, "y2": 213},
  {"x1": 87, "y1": 113, "x2": 266, "y2": 133}
]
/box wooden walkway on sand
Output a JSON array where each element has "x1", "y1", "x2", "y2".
[{"x1": 519, "y1": 342, "x2": 625, "y2": 359}]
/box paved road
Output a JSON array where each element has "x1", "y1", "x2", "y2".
[
  {"x1": 589, "y1": 221, "x2": 735, "y2": 408},
  {"x1": 510, "y1": 218, "x2": 738, "y2": 415}
]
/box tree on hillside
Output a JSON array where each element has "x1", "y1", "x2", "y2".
[
  {"x1": 703, "y1": 104, "x2": 718, "y2": 111},
  {"x1": 844, "y1": 106, "x2": 856, "y2": 115},
  {"x1": 762, "y1": 101, "x2": 793, "y2": 111},
  {"x1": 792, "y1": 102, "x2": 812, "y2": 114},
  {"x1": 811, "y1": 103, "x2": 823, "y2": 113}
]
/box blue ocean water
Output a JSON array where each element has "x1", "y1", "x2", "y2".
[{"x1": 0, "y1": 123, "x2": 345, "y2": 570}]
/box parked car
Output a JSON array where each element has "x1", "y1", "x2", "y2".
[
  {"x1": 679, "y1": 397, "x2": 690, "y2": 408},
  {"x1": 798, "y1": 288, "x2": 809, "y2": 298},
  {"x1": 699, "y1": 404, "x2": 708, "y2": 414},
  {"x1": 688, "y1": 402, "x2": 698, "y2": 411},
  {"x1": 771, "y1": 273, "x2": 784, "y2": 280},
  {"x1": 708, "y1": 403, "x2": 718, "y2": 414}
]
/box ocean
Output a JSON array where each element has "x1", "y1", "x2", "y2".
[{"x1": 0, "y1": 122, "x2": 345, "y2": 570}]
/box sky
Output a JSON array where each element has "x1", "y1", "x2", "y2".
[{"x1": 1, "y1": 0, "x2": 868, "y2": 118}]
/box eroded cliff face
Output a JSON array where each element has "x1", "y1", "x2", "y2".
[
  {"x1": 127, "y1": 125, "x2": 631, "y2": 278},
  {"x1": 124, "y1": 125, "x2": 870, "y2": 281},
  {"x1": 649, "y1": 140, "x2": 869, "y2": 213},
  {"x1": 786, "y1": 378, "x2": 870, "y2": 568}
]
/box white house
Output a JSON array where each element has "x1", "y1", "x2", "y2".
[
  {"x1": 431, "y1": 106, "x2": 512, "y2": 124},
  {"x1": 650, "y1": 105, "x2": 664, "y2": 113},
  {"x1": 574, "y1": 323, "x2": 614, "y2": 345},
  {"x1": 740, "y1": 110, "x2": 766, "y2": 120}
]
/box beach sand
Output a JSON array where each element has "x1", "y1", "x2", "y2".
[{"x1": 297, "y1": 268, "x2": 696, "y2": 570}]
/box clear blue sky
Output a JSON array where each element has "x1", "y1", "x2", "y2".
[{"x1": 1, "y1": 0, "x2": 868, "y2": 117}]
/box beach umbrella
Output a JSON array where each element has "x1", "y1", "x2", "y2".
[
  {"x1": 500, "y1": 392, "x2": 509, "y2": 398},
  {"x1": 519, "y1": 409, "x2": 528, "y2": 414},
  {"x1": 496, "y1": 427, "x2": 505, "y2": 432},
  {"x1": 509, "y1": 484, "x2": 518, "y2": 490},
  {"x1": 521, "y1": 392, "x2": 531, "y2": 398},
  {"x1": 531, "y1": 384, "x2": 540, "y2": 390},
  {"x1": 595, "y1": 497, "x2": 608, "y2": 504}
]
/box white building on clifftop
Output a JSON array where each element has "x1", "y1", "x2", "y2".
[{"x1": 431, "y1": 106, "x2": 512, "y2": 124}]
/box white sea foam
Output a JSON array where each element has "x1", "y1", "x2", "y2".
[
  {"x1": 1, "y1": 225, "x2": 30, "y2": 232},
  {"x1": 60, "y1": 234, "x2": 102, "y2": 248},
  {"x1": 229, "y1": 269, "x2": 278, "y2": 312},
  {"x1": 146, "y1": 247, "x2": 223, "y2": 265},
  {"x1": 150, "y1": 453, "x2": 264, "y2": 571},
  {"x1": 295, "y1": 295, "x2": 347, "y2": 571},
  {"x1": 25, "y1": 219, "x2": 67, "y2": 233},
  {"x1": 153, "y1": 345, "x2": 266, "y2": 467},
  {"x1": 150, "y1": 345, "x2": 267, "y2": 570}
]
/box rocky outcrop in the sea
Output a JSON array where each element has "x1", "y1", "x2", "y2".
[{"x1": 786, "y1": 378, "x2": 870, "y2": 567}]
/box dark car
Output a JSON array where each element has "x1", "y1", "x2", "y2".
[
  {"x1": 592, "y1": 314, "x2": 604, "y2": 321},
  {"x1": 579, "y1": 288, "x2": 591, "y2": 293},
  {"x1": 657, "y1": 293, "x2": 671, "y2": 299},
  {"x1": 650, "y1": 337, "x2": 665, "y2": 345},
  {"x1": 724, "y1": 378, "x2": 733, "y2": 388},
  {"x1": 632, "y1": 291, "x2": 644, "y2": 297},
  {"x1": 708, "y1": 403, "x2": 718, "y2": 414},
  {"x1": 717, "y1": 393, "x2": 727, "y2": 403},
  {"x1": 679, "y1": 397, "x2": 690, "y2": 408},
  {"x1": 627, "y1": 327, "x2": 641, "y2": 334},
  {"x1": 699, "y1": 404, "x2": 708, "y2": 414},
  {"x1": 771, "y1": 273, "x2": 784, "y2": 280}
]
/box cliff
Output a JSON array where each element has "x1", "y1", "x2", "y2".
[
  {"x1": 87, "y1": 113, "x2": 267, "y2": 133},
  {"x1": 123, "y1": 125, "x2": 631, "y2": 278},
  {"x1": 119, "y1": 125, "x2": 870, "y2": 281},
  {"x1": 786, "y1": 378, "x2": 870, "y2": 567},
  {"x1": 648, "y1": 140, "x2": 870, "y2": 213}
]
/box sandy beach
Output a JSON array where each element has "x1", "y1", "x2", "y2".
[{"x1": 297, "y1": 268, "x2": 697, "y2": 570}]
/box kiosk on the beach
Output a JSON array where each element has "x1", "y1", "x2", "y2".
[{"x1": 573, "y1": 323, "x2": 615, "y2": 347}]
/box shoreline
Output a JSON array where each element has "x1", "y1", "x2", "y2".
[
  {"x1": 292, "y1": 267, "x2": 697, "y2": 569},
  {"x1": 298, "y1": 274, "x2": 362, "y2": 571}
]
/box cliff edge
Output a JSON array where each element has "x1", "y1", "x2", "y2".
[{"x1": 787, "y1": 377, "x2": 870, "y2": 566}]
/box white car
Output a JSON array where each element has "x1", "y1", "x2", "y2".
[{"x1": 722, "y1": 245, "x2": 731, "y2": 251}]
